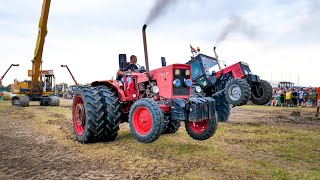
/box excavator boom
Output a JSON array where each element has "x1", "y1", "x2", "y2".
[
  {"x1": 31, "y1": 0, "x2": 51, "y2": 93},
  {"x1": 0, "y1": 64, "x2": 19, "y2": 83},
  {"x1": 61, "y1": 65, "x2": 79, "y2": 86}
]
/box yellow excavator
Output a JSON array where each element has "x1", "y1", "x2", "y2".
[{"x1": 11, "y1": 0, "x2": 60, "y2": 107}]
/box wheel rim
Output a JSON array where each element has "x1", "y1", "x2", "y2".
[
  {"x1": 73, "y1": 96, "x2": 85, "y2": 135},
  {"x1": 189, "y1": 120, "x2": 208, "y2": 134},
  {"x1": 228, "y1": 84, "x2": 241, "y2": 101},
  {"x1": 133, "y1": 107, "x2": 153, "y2": 135}
]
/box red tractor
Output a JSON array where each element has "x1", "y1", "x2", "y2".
[
  {"x1": 186, "y1": 47, "x2": 272, "y2": 122},
  {"x1": 72, "y1": 25, "x2": 218, "y2": 143}
]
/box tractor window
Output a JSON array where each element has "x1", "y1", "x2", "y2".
[
  {"x1": 201, "y1": 56, "x2": 219, "y2": 75},
  {"x1": 190, "y1": 61, "x2": 204, "y2": 80}
]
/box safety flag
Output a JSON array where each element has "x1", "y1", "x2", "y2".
[{"x1": 190, "y1": 44, "x2": 197, "y2": 54}]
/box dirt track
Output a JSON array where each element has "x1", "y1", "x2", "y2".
[{"x1": 0, "y1": 100, "x2": 319, "y2": 179}]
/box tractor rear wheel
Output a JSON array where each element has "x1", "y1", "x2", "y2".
[
  {"x1": 211, "y1": 90, "x2": 231, "y2": 122},
  {"x1": 97, "y1": 86, "x2": 121, "y2": 141},
  {"x1": 225, "y1": 79, "x2": 251, "y2": 106},
  {"x1": 72, "y1": 87, "x2": 106, "y2": 143},
  {"x1": 250, "y1": 80, "x2": 273, "y2": 105},
  {"x1": 185, "y1": 113, "x2": 218, "y2": 141},
  {"x1": 129, "y1": 98, "x2": 165, "y2": 143},
  {"x1": 163, "y1": 116, "x2": 181, "y2": 134}
]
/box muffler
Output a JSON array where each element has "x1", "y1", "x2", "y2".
[{"x1": 142, "y1": 24, "x2": 152, "y2": 79}]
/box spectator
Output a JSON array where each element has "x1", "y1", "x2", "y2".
[
  {"x1": 285, "y1": 89, "x2": 292, "y2": 107},
  {"x1": 291, "y1": 89, "x2": 298, "y2": 107},
  {"x1": 271, "y1": 98, "x2": 278, "y2": 106},
  {"x1": 316, "y1": 87, "x2": 320, "y2": 117},
  {"x1": 298, "y1": 88, "x2": 304, "y2": 106},
  {"x1": 280, "y1": 90, "x2": 285, "y2": 107},
  {"x1": 306, "y1": 99, "x2": 312, "y2": 107},
  {"x1": 303, "y1": 89, "x2": 309, "y2": 101}
]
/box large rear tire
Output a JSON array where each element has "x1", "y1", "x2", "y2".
[
  {"x1": 250, "y1": 80, "x2": 273, "y2": 105},
  {"x1": 211, "y1": 90, "x2": 231, "y2": 122},
  {"x1": 185, "y1": 113, "x2": 218, "y2": 141},
  {"x1": 72, "y1": 87, "x2": 106, "y2": 143},
  {"x1": 225, "y1": 79, "x2": 251, "y2": 106},
  {"x1": 97, "y1": 86, "x2": 121, "y2": 141},
  {"x1": 129, "y1": 98, "x2": 165, "y2": 143}
]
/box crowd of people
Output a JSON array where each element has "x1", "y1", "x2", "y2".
[{"x1": 268, "y1": 87, "x2": 319, "y2": 108}]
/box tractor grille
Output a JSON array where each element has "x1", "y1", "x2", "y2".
[{"x1": 173, "y1": 69, "x2": 190, "y2": 96}]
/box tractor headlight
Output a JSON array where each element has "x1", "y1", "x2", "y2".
[
  {"x1": 173, "y1": 79, "x2": 181, "y2": 88},
  {"x1": 195, "y1": 86, "x2": 202, "y2": 93},
  {"x1": 185, "y1": 69, "x2": 190, "y2": 76},
  {"x1": 184, "y1": 79, "x2": 192, "y2": 87},
  {"x1": 174, "y1": 69, "x2": 180, "y2": 76},
  {"x1": 152, "y1": 86, "x2": 159, "y2": 93}
]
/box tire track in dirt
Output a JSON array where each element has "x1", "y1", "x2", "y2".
[{"x1": 0, "y1": 107, "x2": 126, "y2": 179}]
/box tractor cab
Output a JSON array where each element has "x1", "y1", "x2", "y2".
[{"x1": 187, "y1": 54, "x2": 221, "y2": 89}]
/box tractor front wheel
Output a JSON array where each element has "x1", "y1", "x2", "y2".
[
  {"x1": 225, "y1": 79, "x2": 251, "y2": 106},
  {"x1": 185, "y1": 114, "x2": 218, "y2": 141},
  {"x1": 129, "y1": 98, "x2": 165, "y2": 143},
  {"x1": 250, "y1": 80, "x2": 273, "y2": 105}
]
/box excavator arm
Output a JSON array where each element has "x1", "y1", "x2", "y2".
[
  {"x1": 0, "y1": 64, "x2": 19, "y2": 84},
  {"x1": 60, "y1": 65, "x2": 79, "y2": 86},
  {"x1": 31, "y1": 0, "x2": 51, "y2": 93}
]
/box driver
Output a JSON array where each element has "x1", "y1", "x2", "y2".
[{"x1": 117, "y1": 55, "x2": 138, "y2": 81}]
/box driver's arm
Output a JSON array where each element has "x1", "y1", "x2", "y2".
[{"x1": 117, "y1": 69, "x2": 124, "y2": 75}]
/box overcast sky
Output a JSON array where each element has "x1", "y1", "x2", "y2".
[{"x1": 0, "y1": 0, "x2": 319, "y2": 87}]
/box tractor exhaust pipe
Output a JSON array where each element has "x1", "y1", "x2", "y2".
[
  {"x1": 142, "y1": 24, "x2": 152, "y2": 79},
  {"x1": 213, "y1": 46, "x2": 222, "y2": 71}
]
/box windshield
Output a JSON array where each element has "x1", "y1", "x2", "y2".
[
  {"x1": 190, "y1": 61, "x2": 204, "y2": 80},
  {"x1": 201, "y1": 55, "x2": 219, "y2": 75}
]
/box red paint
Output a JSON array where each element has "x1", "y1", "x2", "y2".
[
  {"x1": 73, "y1": 96, "x2": 85, "y2": 135},
  {"x1": 189, "y1": 120, "x2": 208, "y2": 134},
  {"x1": 133, "y1": 107, "x2": 153, "y2": 135},
  {"x1": 150, "y1": 64, "x2": 191, "y2": 99},
  {"x1": 159, "y1": 104, "x2": 171, "y2": 113},
  {"x1": 218, "y1": 62, "x2": 245, "y2": 79}
]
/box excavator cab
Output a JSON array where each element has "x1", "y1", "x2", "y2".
[{"x1": 42, "y1": 74, "x2": 55, "y2": 93}]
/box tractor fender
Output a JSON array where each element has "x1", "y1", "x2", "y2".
[{"x1": 91, "y1": 80, "x2": 126, "y2": 101}]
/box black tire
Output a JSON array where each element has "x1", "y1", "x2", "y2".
[
  {"x1": 163, "y1": 116, "x2": 181, "y2": 134},
  {"x1": 250, "y1": 80, "x2": 273, "y2": 105},
  {"x1": 49, "y1": 96, "x2": 60, "y2": 106},
  {"x1": 225, "y1": 78, "x2": 251, "y2": 106},
  {"x1": 11, "y1": 96, "x2": 20, "y2": 106},
  {"x1": 211, "y1": 90, "x2": 231, "y2": 122},
  {"x1": 19, "y1": 96, "x2": 29, "y2": 107},
  {"x1": 129, "y1": 98, "x2": 165, "y2": 143},
  {"x1": 185, "y1": 112, "x2": 218, "y2": 141},
  {"x1": 72, "y1": 87, "x2": 106, "y2": 143},
  {"x1": 97, "y1": 86, "x2": 121, "y2": 141}
]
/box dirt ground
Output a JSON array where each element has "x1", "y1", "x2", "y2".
[{"x1": 0, "y1": 99, "x2": 319, "y2": 179}]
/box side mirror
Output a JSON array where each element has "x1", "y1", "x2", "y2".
[
  {"x1": 119, "y1": 54, "x2": 127, "y2": 71},
  {"x1": 161, "y1": 57, "x2": 166, "y2": 67}
]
